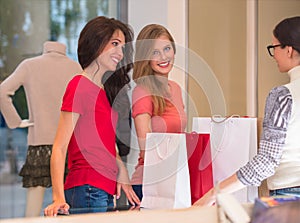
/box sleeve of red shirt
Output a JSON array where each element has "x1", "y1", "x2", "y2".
[
  {"x1": 132, "y1": 85, "x2": 153, "y2": 118},
  {"x1": 61, "y1": 76, "x2": 84, "y2": 115}
]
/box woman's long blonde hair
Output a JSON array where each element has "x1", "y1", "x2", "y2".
[{"x1": 133, "y1": 24, "x2": 176, "y2": 115}]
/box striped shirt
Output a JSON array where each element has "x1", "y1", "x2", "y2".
[{"x1": 237, "y1": 86, "x2": 292, "y2": 186}]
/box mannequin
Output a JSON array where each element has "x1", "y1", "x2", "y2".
[{"x1": 0, "y1": 41, "x2": 82, "y2": 217}]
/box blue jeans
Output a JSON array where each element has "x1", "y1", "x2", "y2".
[
  {"x1": 269, "y1": 186, "x2": 300, "y2": 197},
  {"x1": 132, "y1": 184, "x2": 143, "y2": 202},
  {"x1": 65, "y1": 184, "x2": 114, "y2": 214}
]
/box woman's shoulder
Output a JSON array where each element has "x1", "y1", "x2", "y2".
[
  {"x1": 65, "y1": 75, "x2": 89, "y2": 95},
  {"x1": 132, "y1": 84, "x2": 152, "y2": 105},
  {"x1": 168, "y1": 80, "x2": 181, "y2": 90},
  {"x1": 268, "y1": 85, "x2": 291, "y2": 98},
  {"x1": 133, "y1": 84, "x2": 151, "y2": 96},
  {"x1": 68, "y1": 74, "x2": 96, "y2": 89},
  {"x1": 168, "y1": 80, "x2": 183, "y2": 98},
  {"x1": 67, "y1": 74, "x2": 83, "y2": 84},
  {"x1": 266, "y1": 85, "x2": 292, "y2": 108},
  {"x1": 72, "y1": 74, "x2": 84, "y2": 81}
]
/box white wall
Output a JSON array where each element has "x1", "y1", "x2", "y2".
[
  {"x1": 127, "y1": 0, "x2": 187, "y2": 176},
  {"x1": 128, "y1": 0, "x2": 187, "y2": 88}
]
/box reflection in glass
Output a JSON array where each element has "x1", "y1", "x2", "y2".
[{"x1": 0, "y1": 0, "x2": 120, "y2": 219}]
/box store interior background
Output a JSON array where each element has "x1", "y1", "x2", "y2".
[{"x1": 0, "y1": 0, "x2": 299, "y2": 219}]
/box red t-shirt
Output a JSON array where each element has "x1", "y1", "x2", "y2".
[{"x1": 61, "y1": 75, "x2": 118, "y2": 195}]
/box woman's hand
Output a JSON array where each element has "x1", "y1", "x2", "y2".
[
  {"x1": 116, "y1": 154, "x2": 141, "y2": 206},
  {"x1": 193, "y1": 173, "x2": 245, "y2": 206},
  {"x1": 116, "y1": 182, "x2": 141, "y2": 206},
  {"x1": 44, "y1": 201, "x2": 70, "y2": 217},
  {"x1": 193, "y1": 188, "x2": 216, "y2": 206}
]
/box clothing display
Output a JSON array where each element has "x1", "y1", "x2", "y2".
[
  {"x1": 19, "y1": 145, "x2": 52, "y2": 187},
  {"x1": 0, "y1": 41, "x2": 82, "y2": 187},
  {"x1": 0, "y1": 41, "x2": 82, "y2": 217}
]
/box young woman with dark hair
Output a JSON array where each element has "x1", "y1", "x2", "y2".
[{"x1": 44, "y1": 16, "x2": 140, "y2": 216}]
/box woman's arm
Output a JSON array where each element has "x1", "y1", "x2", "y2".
[
  {"x1": 194, "y1": 86, "x2": 292, "y2": 207},
  {"x1": 133, "y1": 113, "x2": 152, "y2": 160},
  {"x1": 193, "y1": 173, "x2": 245, "y2": 206},
  {"x1": 44, "y1": 111, "x2": 79, "y2": 216}
]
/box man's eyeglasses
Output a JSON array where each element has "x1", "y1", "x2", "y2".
[{"x1": 267, "y1": 44, "x2": 283, "y2": 57}]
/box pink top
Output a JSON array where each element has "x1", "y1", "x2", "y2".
[
  {"x1": 62, "y1": 75, "x2": 118, "y2": 195},
  {"x1": 131, "y1": 80, "x2": 187, "y2": 184}
]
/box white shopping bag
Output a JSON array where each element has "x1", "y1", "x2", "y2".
[
  {"x1": 141, "y1": 133, "x2": 191, "y2": 209},
  {"x1": 192, "y1": 116, "x2": 258, "y2": 203}
]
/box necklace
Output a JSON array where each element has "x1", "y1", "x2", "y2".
[{"x1": 82, "y1": 71, "x2": 104, "y2": 89}]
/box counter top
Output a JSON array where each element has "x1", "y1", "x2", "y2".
[{"x1": 1, "y1": 206, "x2": 219, "y2": 223}]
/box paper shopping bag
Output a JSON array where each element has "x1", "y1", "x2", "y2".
[
  {"x1": 185, "y1": 133, "x2": 213, "y2": 204},
  {"x1": 192, "y1": 116, "x2": 258, "y2": 203},
  {"x1": 141, "y1": 133, "x2": 191, "y2": 209}
]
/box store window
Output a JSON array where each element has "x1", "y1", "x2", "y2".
[{"x1": 0, "y1": 0, "x2": 125, "y2": 219}]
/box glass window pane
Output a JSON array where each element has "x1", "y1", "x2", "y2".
[{"x1": 0, "y1": 0, "x2": 123, "y2": 219}]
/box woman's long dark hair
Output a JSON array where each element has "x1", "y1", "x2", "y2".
[
  {"x1": 273, "y1": 16, "x2": 300, "y2": 54},
  {"x1": 77, "y1": 16, "x2": 134, "y2": 106}
]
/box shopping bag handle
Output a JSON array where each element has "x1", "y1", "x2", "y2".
[
  {"x1": 211, "y1": 114, "x2": 240, "y2": 123},
  {"x1": 209, "y1": 115, "x2": 238, "y2": 157},
  {"x1": 156, "y1": 136, "x2": 171, "y2": 159}
]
